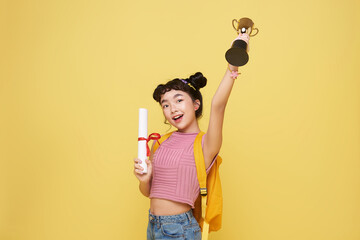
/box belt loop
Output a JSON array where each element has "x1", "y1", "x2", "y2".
[{"x1": 185, "y1": 210, "x2": 192, "y2": 224}]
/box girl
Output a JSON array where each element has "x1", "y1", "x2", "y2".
[{"x1": 134, "y1": 63, "x2": 239, "y2": 239}]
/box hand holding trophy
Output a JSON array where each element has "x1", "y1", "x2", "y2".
[{"x1": 225, "y1": 17, "x2": 259, "y2": 66}]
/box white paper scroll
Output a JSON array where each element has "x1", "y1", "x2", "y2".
[{"x1": 138, "y1": 108, "x2": 148, "y2": 173}]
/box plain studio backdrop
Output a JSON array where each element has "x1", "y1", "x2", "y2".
[{"x1": 1, "y1": 0, "x2": 359, "y2": 239}]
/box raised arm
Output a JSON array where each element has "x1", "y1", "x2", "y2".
[{"x1": 202, "y1": 64, "x2": 238, "y2": 168}]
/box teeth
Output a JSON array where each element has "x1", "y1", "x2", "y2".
[{"x1": 174, "y1": 115, "x2": 182, "y2": 120}]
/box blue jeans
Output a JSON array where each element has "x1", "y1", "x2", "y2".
[{"x1": 147, "y1": 209, "x2": 201, "y2": 239}]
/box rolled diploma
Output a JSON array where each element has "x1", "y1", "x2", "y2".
[{"x1": 138, "y1": 108, "x2": 148, "y2": 173}]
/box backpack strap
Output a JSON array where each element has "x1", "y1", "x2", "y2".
[{"x1": 194, "y1": 132, "x2": 209, "y2": 240}]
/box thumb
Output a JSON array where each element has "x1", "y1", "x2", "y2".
[{"x1": 146, "y1": 159, "x2": 152, "y2": 173}]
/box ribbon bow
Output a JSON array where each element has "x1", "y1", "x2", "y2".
[{"x1": 138, "y1": 133, "x2": 161, "y2": 157}]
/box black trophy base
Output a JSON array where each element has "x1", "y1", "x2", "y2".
[{"x1": 225, "y1": 39, "x2": 249, "y2": 67}]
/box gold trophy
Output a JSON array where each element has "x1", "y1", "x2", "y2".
[{"x1": 225, "y1": 17, "x2": 259, "y2": 66}]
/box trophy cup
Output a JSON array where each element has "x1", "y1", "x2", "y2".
[{"x1": 225, "y1": 17, "x2": 259, "y2": 66}]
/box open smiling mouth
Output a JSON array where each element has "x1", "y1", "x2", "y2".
[{"x1": 172, "y1": 114, "x2": 184, "y2": 122}]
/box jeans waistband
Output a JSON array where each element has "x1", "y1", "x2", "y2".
[{"x1": 148, "y1": 209, "x2": 194, "y2": 223}]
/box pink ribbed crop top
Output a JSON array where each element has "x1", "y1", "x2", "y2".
[{"x1": 149, "y1": 131, "x2": 215, "y2": 208}]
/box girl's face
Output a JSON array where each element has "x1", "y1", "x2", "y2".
[{"x1": 160, "y1": 90, "x2": 200, "y2": 133}]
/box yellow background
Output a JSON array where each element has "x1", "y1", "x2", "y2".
[{"x1": 1, "y1": 0, "x2": 359, "y2": 239}]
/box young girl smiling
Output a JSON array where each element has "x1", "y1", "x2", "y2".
[{"x1": 134, "y1": 65, "x2": 239, "y2": 239}]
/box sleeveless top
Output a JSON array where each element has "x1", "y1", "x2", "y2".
[{"x1": 149, "y1": 131, "x2": 215, "y2": 208}]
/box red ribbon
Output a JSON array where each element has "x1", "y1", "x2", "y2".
[{"x1": 138, "y1": 133, "x2": 161, "y2": 157}]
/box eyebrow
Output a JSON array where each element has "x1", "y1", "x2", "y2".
[{"x1": 161, "y1": 93, "x2": 184, "y2": 104}]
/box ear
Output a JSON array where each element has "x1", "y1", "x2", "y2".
[{"x1": 194, "y1": 99, "x2": 200, "y2": 111}]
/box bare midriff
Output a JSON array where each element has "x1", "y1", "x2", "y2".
[{"x1": 150, "y1": 198, "x2": 191, "y2": 216}]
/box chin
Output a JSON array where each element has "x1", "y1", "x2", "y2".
[
  {"x1": 176, "y1": 124, "x2": 190, "y2": 132},
  {"x1": 171, "y1": 124, "x2": 184, "y2": 131}
]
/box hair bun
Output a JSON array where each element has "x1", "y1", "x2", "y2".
[{"x1": 187, "y1": 72, "x2": 207, "y2": 90}]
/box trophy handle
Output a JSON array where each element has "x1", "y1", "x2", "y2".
[
  {"x1": 232, "y1": 19, "x2": 239, "y2": 33},
  {"x1": 250, "y1": 27, "x2": 259, "y2": 37}
]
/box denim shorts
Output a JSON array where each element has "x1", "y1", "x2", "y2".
[{"x1": 147, "y1": 209, "x2": 201, "y2": 239}]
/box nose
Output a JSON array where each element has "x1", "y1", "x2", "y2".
[{"x1": 169, "y1": 103, "x2": 178, "y2": 113}]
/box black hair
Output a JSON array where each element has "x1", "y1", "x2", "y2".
[{"x1": 153, "y1": 72, "x2": 207, "y2": 119}]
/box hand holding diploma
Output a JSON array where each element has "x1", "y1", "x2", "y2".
[{"x1": 134, "y1": 108, "x2": 160, "y2": 183}]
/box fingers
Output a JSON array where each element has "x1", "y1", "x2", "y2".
[
  {"x1": 134, "y1": 162, "x2": 144, "y2": 173},
  {"x1": 134, "y1": 169, "x2": 143, "y2": 175},
  {"x1": 134, "y1": 158, "x2": 148, "y2": 175},
  {"x1": 133, "y1": 158, "x2": 152, "y2": 178},
  {"x1": 134, "y1": 158, "x2": 151, "y2": 166}
]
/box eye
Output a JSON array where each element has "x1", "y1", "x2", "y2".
[
  {"x1": 177, "y1": 99, "x2": 183, "y2": 103},
  {"x1": 162, "y1": 104, "x2": 169, "y2": 109}
]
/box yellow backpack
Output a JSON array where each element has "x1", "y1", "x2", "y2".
[{"x1": 153, "y1": 131, "x2": 223, "y2": 240}]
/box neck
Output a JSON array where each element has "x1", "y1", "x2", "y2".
[{"x1": 177, "y1": 121, "x2": 200, "y2": 133}]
